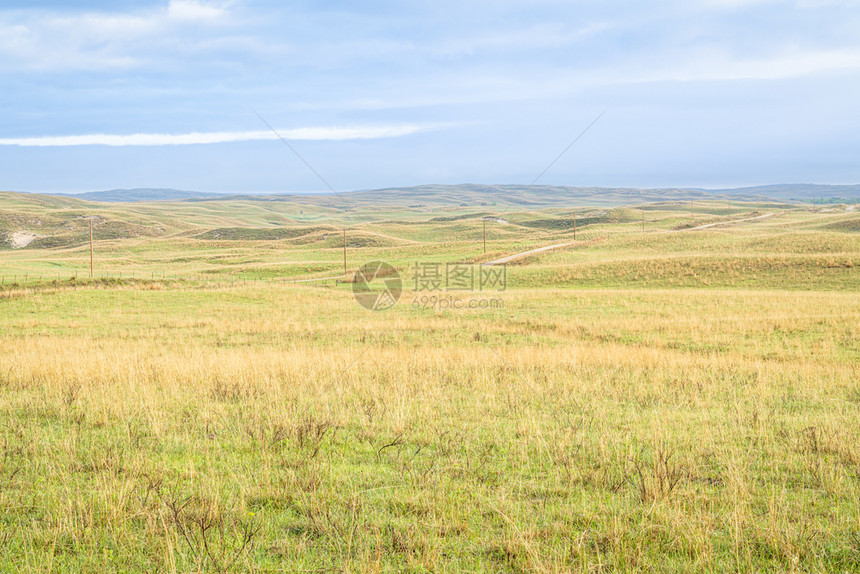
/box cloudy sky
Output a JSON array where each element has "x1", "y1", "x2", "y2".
[{"x1": 1, "y1": 0, "x2": 859, "y2": 193}]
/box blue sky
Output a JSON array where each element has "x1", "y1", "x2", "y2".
[{"x1": 1, "y1": 0, "x2": 859, "y2": 193}]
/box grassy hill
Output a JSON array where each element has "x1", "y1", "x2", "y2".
[
  {"x1": 56, "y1": 188, "x2": 229, "y2": 202},
  {"x1": 713, "y1": 183, "x2": 860, "y2": 201},
  {"x1": 36, "y1": 182, "x2": 860, "y2": 207},
  {"x1": 0, "y1": 190, "x2": 856, "y2": 289},
  {"x1": 0, "y1": 188, "x2": 858, "y2": 573}
]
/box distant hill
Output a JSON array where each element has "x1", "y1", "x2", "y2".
[
  {"x1": 29, "y1": 182, "x2": 860, "y2": 207},
  {"x1": 58, "y1": 188, "x2": 227, "y2": 202},
  {"x1": 321, "y1": 184, "x2": 747, "y2": 208},
  {"x1": 174, "y1": 184, "x2": 777, "y2": 208},
  {"x1": 710, "y1": 184, "x2": 860, "y2": 201}
]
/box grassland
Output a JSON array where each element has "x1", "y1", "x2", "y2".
[{"x1": 0, "y1": 193, "x2": 858, "y2": 572}]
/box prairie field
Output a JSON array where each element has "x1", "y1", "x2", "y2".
[{"x1": 1, "y1": 194, "x2": 859, "y2": 572}]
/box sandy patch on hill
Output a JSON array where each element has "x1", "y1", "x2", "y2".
[{"x1": 7, "y1": 231, "x2": 41, "y2": 249}]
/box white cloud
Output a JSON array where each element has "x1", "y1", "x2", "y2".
[
  {"x1": 654, "y1": 48, "x2": 860, "y2": 82},
  {"x1": 429, "y1": 22, "x2": 611, "y2": 58},
  {"x1": 167, "y1": 0, "x2": 229, "y2": 21},
  {"x1": 0, "y1": 1, "x2": 233, "y2": 71},
  {"x1": 0, "y1": 125, "x2": 437, "y2": 147}
]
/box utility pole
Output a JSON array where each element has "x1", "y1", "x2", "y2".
[
  {"x1": 342, "y1": 228, "x2": 347, "y2": 274},
  {"x1": 89, "y1": 217, "x2": 94, "y2": 279},
  {"x1": 482, "y1": 219, "x2": 486, "y2": 254}
]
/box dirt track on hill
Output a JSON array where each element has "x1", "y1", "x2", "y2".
[
  {"x1": 671, "y1": 212, "x2": 775, "y2": 232},
  {"x1": 484, "y1": 212, "x2": 778, "y2": 266}
]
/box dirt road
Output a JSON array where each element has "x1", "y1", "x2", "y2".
[
  {"x1": 672, "y1": 212, "x2": 775, "y2": 232},
  {"x1": 484, "y1": 242, "x2": 578, "y2": 266},
  {"x1": 484, "y1": 212, "x2": 777, "y2": 266}
]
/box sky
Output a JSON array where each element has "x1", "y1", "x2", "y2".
[{"x1": 1, "y1": 0, "x2": 859, "y2": 194}]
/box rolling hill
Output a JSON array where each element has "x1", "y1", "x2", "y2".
[{"x1": 37, "y1": 183, "x2": 860, "y2": 207}]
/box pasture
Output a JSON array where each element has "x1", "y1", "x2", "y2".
[{"x1": 0, "y1": 193, "x2": 858, "y2": 572}]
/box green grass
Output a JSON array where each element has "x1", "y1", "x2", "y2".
[
  {"x1": 0, "y1": 194, "x2": 858, "y2": 572},
  {"x1": 1, "y1": 285, "x2": 858, "y2": 572}
]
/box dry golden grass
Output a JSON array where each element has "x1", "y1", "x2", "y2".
[
  {"x1": 1, "y1": 283, "x2": 858, "y2": 572},
  {"x1": 2, "y1": 193, "x2": 858, "y2": 571}
]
